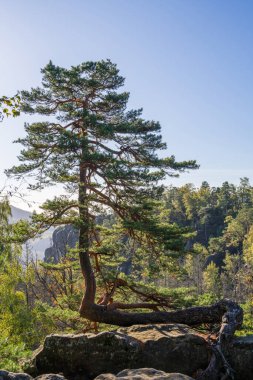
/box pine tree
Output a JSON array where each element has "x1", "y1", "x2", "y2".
[{"x1": 8, "y1": 60, "x2": 201, "y2": 325}]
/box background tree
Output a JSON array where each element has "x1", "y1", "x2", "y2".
[
  {"x1": 203, "y1": 262, "x2": 221, "y2": 301},
  {"x1": 0, "y1": 198, "x2": 12, "y2": 261}
]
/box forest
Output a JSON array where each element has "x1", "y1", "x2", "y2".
[{"x1": 0, "y1": 61, "x2": 252, "y2": 378}]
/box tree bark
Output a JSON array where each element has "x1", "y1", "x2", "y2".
[
  {"x1": 78, "y1": 149, "x2": 96, "y2": 313},
  {"x1": 80, "y1": 298, "x2": 242, "y2": 380},
  {"x1": 76, "y1": 130, "x2": 243, "y2": 379},
  {"x1": 79, "y1": 298, "x2": 242, "y2": 328},
  {"x1": 77, "y1": 183, "x2": 243, "y2": 379},
  {"x1": 197, "y1": 300, "x2": 243, "y2": 380}
]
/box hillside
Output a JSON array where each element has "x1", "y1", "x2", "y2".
[{"x1": 10, "y1": 205, "x2": 52, "y2": 259}]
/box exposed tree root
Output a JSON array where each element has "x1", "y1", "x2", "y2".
[
  {"x1": 79, "y1": 249, "x2": 243, "y2": 379},
  {"x1": 80, "y1": 298, "x2": 242, "y2": 328},
  {"x1": 196, "y1": 300, "x2": 243, "y2": 380}
]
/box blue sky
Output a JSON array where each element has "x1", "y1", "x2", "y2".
[{"x1": 1, "y1": 0, "x2": 253, "y2": 209}]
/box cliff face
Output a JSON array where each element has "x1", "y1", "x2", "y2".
[
  {"x1": 0, "y1": 370, "x2": 194, "y2": 380},
  {"x1": 24, "y1": 324, "x2": 208, "y2": 378},
  {"x1": 44, "y1": 225, "x2": 79, "y2": 263},
  {"x1": 95, "y1": 370, "x2": 194, "y2": 380},
  {"x1": 43, "y1": 224, "x2": 132, "y2": 274},
  {"x1": 24, "y1": 324, "x2": 253, "y2": 380}
]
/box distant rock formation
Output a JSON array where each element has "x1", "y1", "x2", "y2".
[
  {"x1": 44, "y1": 225, "x2": 78, "y2": 263},
  {"x1": 9, "y1": 205, "x2": 52, "y2": 259},
  {"x1": 43, "y1": 223, "x2": 132, "y2": 275},
  {"x1": 204, "y1": 251, "x2": 226, "y2": 271}
]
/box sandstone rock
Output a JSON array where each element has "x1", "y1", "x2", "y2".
[
  {"x1": 118, "y1": 324, "x2": 208, "y2": 374},
  {"x1": 25, "y1": 324, "x2": 208, "y2": 378},
  {"x1": 26, "y1": 331, "x2": 142, "y2": 378},
  {"x1": 35, "y1": 375, "x2": 67, "y2": 380},
  {"x1": 95, "y1": 368, "x2": 194, "y2": 379},
  {"x1": 228, "y1": 335, "x2": 253, "y2": 380},
  {"x1": 0, "y1": 370, "x2": 32, "y2": 380},
  {"x1": 44, "y1": 225, "x2": 78, "y2": 263}
]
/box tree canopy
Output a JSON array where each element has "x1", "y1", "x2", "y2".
[{"x1": 8, "y1": 59, "x2": 200, "y2": 324}]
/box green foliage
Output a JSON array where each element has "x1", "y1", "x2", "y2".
[
  {"x1": 8, "y1": 60, "x2": 197, "y2": 249},
  {"x1": 194, "y1": 292, "x2": 218, "y2": 306},
  {"x1": 203, "y1": 262, "x2": 221, "y2": 300},
  {"x1": 3, "y1": 60, "x2": 253, "y2": 356},
  {"x1": 237, "y1": 301, "x2": 253, "y2": 336},
  {"x1": 5, "y1": 60, "x2": 200, "y2": 322},
  {"x1": 0, "y1": 339, "x2": 31, "y2": 372},
  {"x1": 0, "y1": 95, "x2": 21, "y2": 121},
  {"x1": 0, "y1": 200, "x2": 32, "y2": 370},
  {"x1": 243, "y1": 225, "x2": 253, "y2": 266}
]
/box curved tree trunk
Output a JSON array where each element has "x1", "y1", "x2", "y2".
[
  {"x1": 80, "y1": 298, "x2": 242, "y2": 380},
  {"x1": 79, "y1": 298, "x2": 242, "y2": 328},
  {"x1": 78, "y1": 239, "x2": 243, "y2": 380},
  {"x1": 77, "y1": 151, "x2": 243, "y2": 378}
]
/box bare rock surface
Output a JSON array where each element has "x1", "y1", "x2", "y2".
[
  {"x1": 24, "y1": 324, "x2": 208, "y2": 378},
  {"x1": 117, "y1": 324, "x2": 208, "y2": 374},
  {"x1": 0, "y1": 370, "x2": 32, "y2": 380},
  {"x1": 35, "y1": 375, "x2": 67, "y2": 380},
  {"x1": 227, "y1": 335, "x2": 253, "y2": 379},
  {"x1": 23, "y1": 323, "x2": 253, "y2": 380},
  {"x1": 95, "y1": 368, "x2": 194, "y2": 379}
]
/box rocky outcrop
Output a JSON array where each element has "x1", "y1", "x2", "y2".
[
  {"x1": 44, "y1": 226, "x2": 78, "y2": 263},
  {"x1": 24, "y1": 324, "x2": 209, "y2": 378},
  {"x1": 43, "y1": 224, "x2": 132, "y2": 274},
  {"x1": 95, "y1": 369, "x2": 194, "y2": 379},
  {"x1": 204, "y1": 252, "x2": 225, "y2": 272},
  {"x1": 117, "y1": 324, "x2": 208, "y2": 374},
  {"x1": 23, "y1": 324, "x2": 253, "y2": 379},
  {"x1": 35, "y1": 376, "x2": 67, "y2": 380},
  {"x1": 0, "y1": 370, "x2": 193, "y2": 380},
  {"x1": 0, "y1": 370, "x2": 32, "y2": 380},
  {"x1": 227, "y1": 335, "x2": 253, "y2": 379}
]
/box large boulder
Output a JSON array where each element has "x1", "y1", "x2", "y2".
[
  {"x1": 95, "y1": 368, "x2": 194, "y2": 379},
  {"x1": 23, "y1": 326, "x2": 253, "y2": 379},
  {"x1": 44, "y1": 225, "x2": 78, "y2": 263},
  {"x1": 227, "y1": 335, "x2": 253, "y2": 379},
  {"x1": 25, "y1": 324, "x2": 209, "y2": 378},
  {"x1": 0, "y1": 370, "x2": 32, "y2": 380},
  {"x1": 35, "y1": 375, "x2": 67, "y2": 380},
  {"x1": 117, "y1": 324, "x2": 209, "y2": 374},
  {"x1": 25, "y1": 331, "x2": 142, "y2": 378}
]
